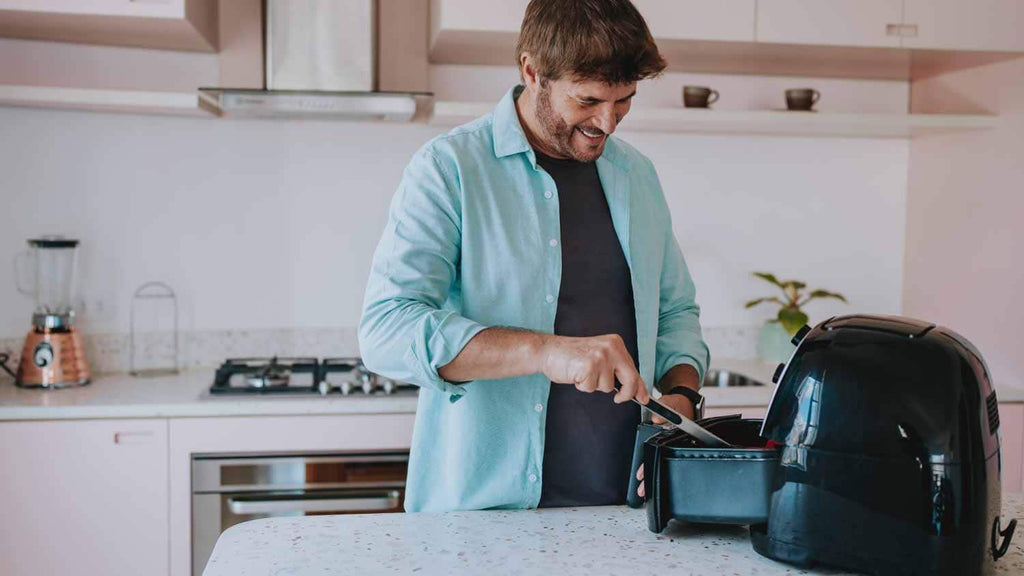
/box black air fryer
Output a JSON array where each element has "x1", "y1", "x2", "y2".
[{"x1": 752, "y1": 314, "x2": 1016, "y2": 575}]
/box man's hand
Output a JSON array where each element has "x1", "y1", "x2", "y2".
[
  {"x1": 635, "y1": 392, "x2": 696, "y2": 498},
  {"x1": 538, "y1": 334, "x2": 650, "y2": 405}
]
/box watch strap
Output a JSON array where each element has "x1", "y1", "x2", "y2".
[{"x1": 666, "y1": 385, "x2": 704, "y2": 410}]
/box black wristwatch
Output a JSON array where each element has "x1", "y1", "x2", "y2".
[{"x1": 665, "y1": 385, "x2": 704, "y2": 415}]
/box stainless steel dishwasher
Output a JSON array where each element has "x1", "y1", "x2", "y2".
[{"x1": 192, "y1": 451, "x2": 408, "y2": 575}]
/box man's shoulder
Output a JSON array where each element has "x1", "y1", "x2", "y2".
[{"x1": 417, "y1": 112, "x2": 497, "y2": 165}]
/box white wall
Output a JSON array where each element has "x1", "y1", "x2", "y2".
[
  {"x1": 0, "y1": 71, "x2": 908, "y2": 339},
  {"x1": 905, "y1": 58, "x2": 1024, "y2": 389}
]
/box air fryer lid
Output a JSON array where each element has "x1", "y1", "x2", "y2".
[{"x1": 761, "y1": 314, "x2": 999, "y2": 462}]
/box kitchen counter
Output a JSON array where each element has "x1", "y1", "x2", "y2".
[
  {"x1": 1, "y1": 359, "x2": 1020, "y2": 421},
  {"x1": 203, "y1": 493, "x2": 1024, "y2": 576},
  {"x1": 0, "y1": 369, "x2": 418, "y2": 420}
]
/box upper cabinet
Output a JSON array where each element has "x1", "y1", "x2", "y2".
[
  {"x1": 429, "y1": 0, "x2": 757, "y2": 64},
  {"x1": 429, "y1": 0, "x2": 1024, "y2": 79},
  {"x1": 902, "y1": 0, "x2": 1024, "y2": 52},
  {"x1": 632, "y1": 0, "x2": 756, "y2": 43},
  {"x1": 0, "y1": 0, "x2": 217, "y2": 51},
  {"x1": 756, "y1": 0, "x2": 903, "y2": 48}
]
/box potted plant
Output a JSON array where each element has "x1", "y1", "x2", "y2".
[{"x1": 746, "y1": 272, "x2": 847, "y2": 362}]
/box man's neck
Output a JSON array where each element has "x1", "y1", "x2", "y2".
[{"x1": 513, "y1": 85, "x2": 568, "y2": 160}]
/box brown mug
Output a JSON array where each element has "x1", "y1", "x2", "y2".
[
  {"x1": 785, "y1": 88, "x2": 820, "y2": 111},
  {"x1": 683, "y1": 85, "x2": 719, "y2": 108}
]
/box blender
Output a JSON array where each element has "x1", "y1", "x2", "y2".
[{"x1": 5, "y1": 237, "x2": 91, "y2": 388}]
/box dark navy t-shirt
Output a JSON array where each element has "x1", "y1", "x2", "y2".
[{"x1": 535, "y1": 151, "x2": 641, "y2": 508}]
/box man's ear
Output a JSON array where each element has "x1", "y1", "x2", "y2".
[{"x1": 520, "y1": 53, "x2": 539, "y2": 89}]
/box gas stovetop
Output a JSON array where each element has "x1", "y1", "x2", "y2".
[{"x1": 210, "y1": 357, "x2": 415, "y2": 396}]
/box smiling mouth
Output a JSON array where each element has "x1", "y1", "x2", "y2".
[{"x1": 576, "y1": 127, "x2": 606, "y2": 141}]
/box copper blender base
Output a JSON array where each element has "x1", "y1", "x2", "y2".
[{"x1": 14, "y1": 327, "x2": 91, "y2": 388}]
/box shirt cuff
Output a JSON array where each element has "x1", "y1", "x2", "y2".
[{"x1": 403, "y1": 311, "x2": 487, "y2": 401}]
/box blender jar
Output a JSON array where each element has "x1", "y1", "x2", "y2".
[{"x1": 16, "y1": 237, "x2": 80, "y2": 323}]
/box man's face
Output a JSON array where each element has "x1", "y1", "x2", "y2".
[{"x1": 532, "y1": 76, "x2": 636, "y2": 162}]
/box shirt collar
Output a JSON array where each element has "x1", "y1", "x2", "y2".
[{"x1": 491, "y1": 84, "x2": 629, "y2": 172}]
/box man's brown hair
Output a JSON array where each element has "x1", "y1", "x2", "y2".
[{"x1": 515, "y1": 0, "x2": 667, "y2": 85}]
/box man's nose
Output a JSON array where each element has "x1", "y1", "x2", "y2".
[{"x1": 594, "y1": 106, "x2": 618, "y2": 134}]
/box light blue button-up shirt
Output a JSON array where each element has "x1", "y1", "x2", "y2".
[{"x1": 359, "y1": 86, "x2": 709, "y2": 512}]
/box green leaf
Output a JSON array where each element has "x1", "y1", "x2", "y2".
[
  {"x1": 745, "y1": 297, "x2": 783, "y2": 309},
  {"x1": 777, "y1": 307, "x2": 809, "y2": 336},
  {"x1": 753, "y1": 272, "x2": 784, "y2": 288},
  {"x1": 783, "y1": 281, "x2": 807, "y2": 291},
  {"x1": 806, "y1": 289, "x2": 848, "y2": 303}
]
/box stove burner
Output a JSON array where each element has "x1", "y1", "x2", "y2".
[{"x1": 209, "y1": 356, "x2": 415, "y2": 397}]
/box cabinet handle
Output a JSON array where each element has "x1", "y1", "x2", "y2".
[
  {"x1": 227, "y1": 491, "x2": 401, "y2": 515},
  {"x1": 114, "y1": 431, "x2": 155, "y2": 444},
  {"x1": 886, "y1": 24, "x2": 918, "y2": 38}
]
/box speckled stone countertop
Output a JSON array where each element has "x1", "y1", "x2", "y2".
[
  {"x1": 0, "y1": 369, "x2": 418, "y2": 420},
  {"x1": 204, "y1": 493, "x2": 1024, "y2": 576}
]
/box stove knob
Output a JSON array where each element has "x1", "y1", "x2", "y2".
[
  {"x1": 360, "y1": 374, "x2": 375, "y2": 395},
  {"x1": 339, "y1": 380, "x2": 354, "y2": 395},
  {"x1": 381, "y1": 378, "x2": 396, "y2": 395},
  {"x1": 318, "y1": 380, "x2": 330, "y2": 396}
]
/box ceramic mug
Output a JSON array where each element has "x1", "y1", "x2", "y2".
[
  {"x1": 683, "y1": 86, "x2": 719, "y2": 108},
  {"x1": 785, "y1": 88, "x2": 820, "y2": 111}
]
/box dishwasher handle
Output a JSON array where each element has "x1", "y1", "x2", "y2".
[{"x1": 227, "y1": 490, "x2": 401, "y2": 515}]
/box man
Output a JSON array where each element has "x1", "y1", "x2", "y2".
[{"x1": 359, "y1": 0, "x2": 709, "y2": 512}]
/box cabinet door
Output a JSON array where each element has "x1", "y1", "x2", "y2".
[
  {"x1": 0, "y1": 0, "x2": 183, "y2": 17},
  {"x1": 1000, "y1": 404, "x2": 1024, "y2": 493},
  {"x1": 0, "y1": 419, "x2": 169, "y2": 576},
  {"x1": 632, "y1": 0, "x2": 756, "y2": 42},
  {"x1": 756, "y1": 0, "x2": 903, "y2": 47},
  {"x1": 902, "y1": 0, "x2": 1024, "y2": 52},
  {"x1": 431, "y1": 0, "x2": 527, "y2": 34}
]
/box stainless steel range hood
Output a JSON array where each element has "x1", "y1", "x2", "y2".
[{"x1": 198, "y1": 0, "x2": 430, "y2": 120}]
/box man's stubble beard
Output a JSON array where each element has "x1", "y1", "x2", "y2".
[{"x1": 535, "y1": 81, "x2": 602, "y2": 163}]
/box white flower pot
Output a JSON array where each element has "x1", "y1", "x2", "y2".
[{"x1": 758, "y1": 322, "x2": 796, "y2": 364}]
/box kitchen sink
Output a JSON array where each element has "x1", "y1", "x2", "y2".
[{"x1": 702, "y1": 369, "x2": 766, "y2": 387}]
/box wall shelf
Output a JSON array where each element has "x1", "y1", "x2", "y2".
[
  {"x1": 430, "y1": 101, "x2": 997, "y2": 139},
  {"x1": 0, "y1": 85, "x2": 208, "y2": 117}
]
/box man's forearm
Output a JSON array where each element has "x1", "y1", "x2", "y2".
[
  {"x1": 437, "y1": 327, "x2": 548, "y2": 383},
  {"x1": 656, "y1": 363, "x2": 700, "y2": 394}
]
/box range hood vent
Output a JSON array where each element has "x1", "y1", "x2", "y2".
[
  {"x1": 197, "y1": 88, "x2": 430, "y2": 121},
  {"x1": 198, "y1": 0, "x2": 431, "y2": 120}
]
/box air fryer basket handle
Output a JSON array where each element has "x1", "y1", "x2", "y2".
[{"x1": 992, "y1": 517, "x2": 1017, "y2": 560}]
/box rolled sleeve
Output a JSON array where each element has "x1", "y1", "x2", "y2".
[
  {"x1": 359, "y1": 145, "x2": 487, "y2": 399},
  {"x1": 655, "y1": 231, "x2": 710, "y2": 385},
  {"x1": 646, "y1": 159, "x2": 710, "y2": 386}
]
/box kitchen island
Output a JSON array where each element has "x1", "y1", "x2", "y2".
[{"x1": 203, "y1": 493, "x2": 1024, "y2": 576}]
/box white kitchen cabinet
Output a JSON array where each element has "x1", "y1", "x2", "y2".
[
  {"x1": 1001, "y1": 403, "x2": 1024, "y2": 493},
  {"x1": 630, "y1": 0, "x2": 757, "y2": 42},
  {"x1": 0, "y1": 419, "x2": 169, "y2": 576},
  {"x1": 756, "y1": 0, "x2": 903, "y2": 48},
  {"x1": 0, "y1": 0, "x2": 183, "y2": 18},
  {"x1": 0, "y1": 0, "x2": 217, "y2": 51},
  {"x1": 429, "y1": 0, "x2": 757, "y2": 63},
  {"x1": 902, "y1": 0, "x2": 1024, "y2": 52}
]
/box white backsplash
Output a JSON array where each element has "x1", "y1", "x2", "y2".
[{"x1": 0, "y1": 325, "x2": 759, "y2": 375}]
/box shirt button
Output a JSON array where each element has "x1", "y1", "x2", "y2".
[
  {"x1": 528, "y1": 473, "x2": 538, "y2": 483},
  {"x1": 534, "y1": 403, "x2": 543, "y2": 412},
  {"x1": 545, "y1": 294, "x2": 555, "y2": 304},
  {"x1": 548, "y1": 238, "x2": 558, "y2": 247},
  {"x1": 544, "y1": 190, "x2": 553, "y2": 199}
]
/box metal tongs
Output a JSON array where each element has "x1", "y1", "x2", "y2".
[{"x1": 615, "y1": 384, "x2": 733, "y2": 448}]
